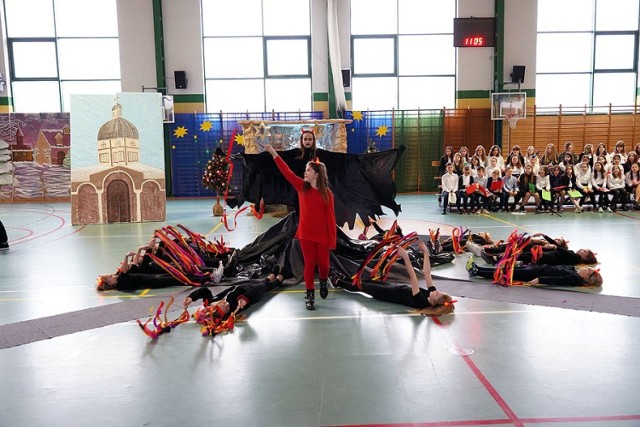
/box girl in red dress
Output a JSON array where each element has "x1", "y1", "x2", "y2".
[{"x1": 266, "y1": 143, "x2": 337, "y2": 310}]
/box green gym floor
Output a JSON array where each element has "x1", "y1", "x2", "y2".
[{"x1": 1, "y1": 195, "x2": 639, "y2": 427}]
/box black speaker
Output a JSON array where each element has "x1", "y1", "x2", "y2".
[
  {"x1": 341, "y1": 69, "x2": 351, "y2": 88},
  {"x1": 174, "y1": 71, "x2": 188, "y2": 89},
  {"x1": 511, "y1": 65, "x2": 526, "y2": 84}
]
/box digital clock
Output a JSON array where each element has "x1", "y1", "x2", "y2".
[{"x1": 453, "y1": 17, "x2": 496, "y2": 48}]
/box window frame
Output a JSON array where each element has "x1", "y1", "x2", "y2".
[{"x1": 3, "y1": 0, "x2": 121, "y2": 112}]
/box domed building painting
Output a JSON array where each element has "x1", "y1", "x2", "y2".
[{"x1": 70, "y1": 93, "x2": 166, "y2": 225}]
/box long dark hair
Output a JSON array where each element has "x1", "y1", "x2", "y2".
[
  {"x1": 303, "y1": 161, "x2": 332, "y2": 203},
  {"x1": 296, "y1": 130, "x2": 317, "y2": 160}
]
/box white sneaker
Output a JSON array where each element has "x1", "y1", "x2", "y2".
[
  {"x1": 606, "y1": 207, "x2": 612, "y2": 213},
  {"x1": 465, "y1": 241, "x2": 483, "y2": 257},
  {"x1": 598, "y1": 207, "x2": 603, "y2": 213},
  {"x1": 575, "y1": 206, "x2": 582, "y2": 213}
]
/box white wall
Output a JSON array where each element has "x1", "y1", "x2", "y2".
[
  {"x1": 117, "y1": 0, "x2": 157, "y2": 92},
  {"x1": 504, "y1": 0, "x2": 537, "y2": 89},
  {"x1": 456, "y1": 0, "x2": 495, "y2": 91},
  {"x1": 162, "y1": 0, "x2": 204, "y2": 94}
]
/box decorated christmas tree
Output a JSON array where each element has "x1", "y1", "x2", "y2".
[{"x1": 202, "y1": 147, "x2": 230, "y2": 216}]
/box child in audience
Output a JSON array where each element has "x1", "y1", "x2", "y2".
[
  {"x1": 469, "y1": 155, "x2": 482, "y2": 177},
  {"x1": 560, "y1": 141, "x2": 578, "y2": 164},
  {"x1": 609, "y1": 140, "x2": 627, "y2": 164},
  {"x1": 595, "y1": 143, "x2": 608, "y2": 161},
  {"x1": 452, "y1": 152, "x2": 464, "y2": 175},
  {"x1": 591, "y1": 161, "x2": 611, "y2": 213},
  {"x1": 624, "y1": 162, "x2": 640, "y2": 209},
  {"x1": 487, "y1": 169, "x2": 503, "y2": 212},
  {"x1": 623, "y1": 151, "x2": 638, "y2": 174},
  {"x1": 549, "y1": 165, "x2": 567, "y2": 211},
  {"x1": 507, "y1": 154, "x2": 524, "y2": 178},
  {"x1": 608, "y1": 164, "x2": 627, "y2": 211},
  {"x1": 578, "y1": 143, "x2": 594, "y2": 168},
  {"x1": 563, "y1": 164, "x2": 582, "y2": 212},
  {"x1": 488, "y1": 145, "x2": 505, "y2": 169},
  {"x1": 486, "y1": 156, "x2": 502, "y2": 179},
  {"x1": 457, "y1": 165, "x2": 475, "y2": 214},
  {"x1": 501, "y1": 166, "x2": 518, "y2": 211},
  {"x1": 474, "y1": 145, "x2": 488, "y2": 166},
  {"x1": 441, "y1": 162, "x2": 458, "y2": 215},
  {"x1": 535, "y1": 166, "x2": 551, "y2": 212},
  {"x1": 459, "y1": 146, "x2": 471, "y2": 165},
  {"x1": 474, "y1": 166, "x2": 490, "y2": 214},
  {"x1": 438, "y1": 146, "x2": 454, "y2": 176},
  {"x1": 515, "y1": 163, "x2": 538, "y2": 213},
  {"x1": 576, "y1": 162, "x2": 595, "y2": 211},
  {"x1": 540, "y1": 143, "x2": 558, "y2": 166}
]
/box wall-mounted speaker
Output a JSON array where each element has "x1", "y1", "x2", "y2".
[
  {"x1": 511, "y1": 65, "x2": 526, "y2": 84},
  {"x1": 174, "y1": 71, "x2": 188, "y2": 89},
  {"x1": 341, "y1": 69, "x2": 351, "y2": 88}
]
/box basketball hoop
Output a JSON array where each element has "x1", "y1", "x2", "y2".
[{"x1": 504, "y1": 114, "x2": 519, "y2": 129}]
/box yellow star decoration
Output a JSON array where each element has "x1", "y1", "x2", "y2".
[
  {"x1": 253, "y1": 121, "x2": 271, "y2": 140},
  {"x1": 352, "y1": 111, "x2": 363, "y2": 121},
  {"x1": 173, "y1": 126, "x2": 188, "y2": 138},
  {"x1": 235, "y1": 133, "x2": 245, "y2": 146},
  {"x1": 376, "y1": 125, "x2": 389, "y2": 137},
  {"x1": 200, "y1": 121, "x2": 212, "y2": 132}
]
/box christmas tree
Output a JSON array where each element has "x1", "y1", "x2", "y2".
[
  {"x1": 202, "y1": 147, "x2": 230, "y2": 193},
  {"x1": 202, "y1": 147, "x2": 230, "y2": 214}
]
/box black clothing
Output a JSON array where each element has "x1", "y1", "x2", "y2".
[
  {"x1": 475, "y1": 264, "x2": 583, "y2": 286},
  {"x1": 336, "y1": 277, "x2": 436, "y2": 309},
  {"x1": 187, "y1": 278, "x2": 279, "y2": 313},
  {"x1": 230, "y1": 146, "x2": 405, "y2": 229},
  {"x1": 116, "y1": 272, "x2": 184, "y2": 291},
  {"x1": 518, "y1": 247, "x2": 582, "y2": 265}
]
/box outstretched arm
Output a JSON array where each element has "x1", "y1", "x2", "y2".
[
  {"x1": 396, "y1": 246, "x2": 420, "y2": 296},
  {"x1": 265, "y1": 144, "x2": 304, "y2": 191},
  {"x1": 418, "y1": 241, "x2": 434, "y2": 287}
]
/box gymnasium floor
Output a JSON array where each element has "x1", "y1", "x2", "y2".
[{"x1": 1, "y1": 195, "x2": 640, "y2": 427}]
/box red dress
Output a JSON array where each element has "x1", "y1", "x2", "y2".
[{"x1": 274, "y1": 156, "x2": 336, "y2": 249}]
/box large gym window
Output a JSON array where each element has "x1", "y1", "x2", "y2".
[
  {"x1": 350, "y1": 0, "x2": 456, "y2": 110},
  {"x1": 3, "y1": 0, "x2": 121, "y2": 113},
  {"x1": 536, "y1": 0, "x2": 639, "y2": 110},
  {"x1": 202, "y1": 0, "x2": 312, "y2": 113}
]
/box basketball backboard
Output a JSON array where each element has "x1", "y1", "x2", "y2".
[{"x1": 491, "y1": 92, "x2": 526, "y2": 120}]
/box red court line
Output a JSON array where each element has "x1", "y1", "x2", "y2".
[
  {"x1": 329, "y1": 413, "x2": 640, "y2": 427},
  {"x1": 614, "y1": 211, "x2": 640, "y2": 221},
  {"x1": 4, "y1": 210, "x2": 67, "y2": 245},
  {"x1": 6, "y1": 227, "x2": 34, "y2": 244},
  {"x1": 52, "y1": 224, "x2": 86, "y2": 241},
  {"x1": 431, "y1": 317, "x2": 523, "y2": 427}
]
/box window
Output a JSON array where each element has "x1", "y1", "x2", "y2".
[
  {"x1": 202, "y1": 0, "x2": 312, "y2": 113},
  {"x1": 3, "y1": 0, "x2": 121, "y2": 113},
  {"x1": 350, "y1": 0, "x2": 456, "y2": 110},
  {"x1": 536, "y1": 0, "x2": 639, "y2": 109}
]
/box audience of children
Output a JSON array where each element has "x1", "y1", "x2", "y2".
[{"x1": 439, "y1": 141, "x2": 640, "y2": 213}]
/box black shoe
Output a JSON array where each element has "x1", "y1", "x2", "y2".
[
  {"x1": 271, "y1": 264, "x2": 280, "y2": 276},
  {"x1": 319, "y1": 280, "x2": 328, "y2": 299},
  {"x1": 305, "y1": 290, "x2": 316, "y2": 310},
  {"x1": 0, "y1": 243, "x2": 8, "y2": 250}
]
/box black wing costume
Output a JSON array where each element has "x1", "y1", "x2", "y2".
[{"x1": 228, "y1": 146, "x2": 405, "y2": 229}]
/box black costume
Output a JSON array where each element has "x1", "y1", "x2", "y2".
[
  {"x1": 115, "y1": 272, "x2": 184, "y2": 291},
  {"x1": 229, "y1": 147, "x2": 405, "y2": 229},
  {"x1": 517, "y1": 247, "x2": 582, "y2": 265},
  {"x1": 186, "y1": 277, "x2": 280, "y2": 312},
  {"x1": 474, "y1": 264, "x2": 584, "y2": 286},
  {"x1": 332, "y1": 274, "x2": 438, "y2": 309}
]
